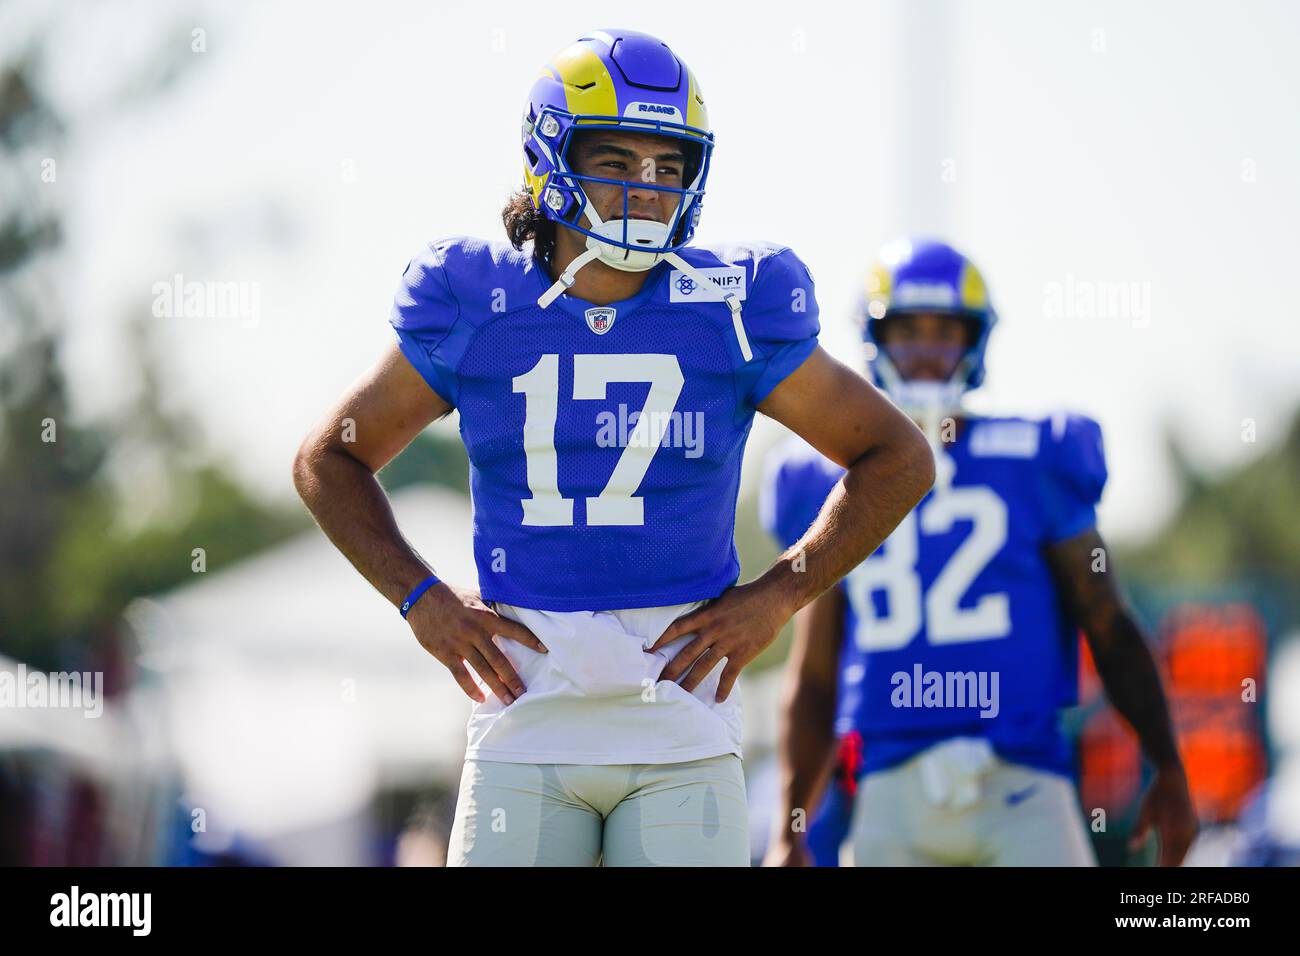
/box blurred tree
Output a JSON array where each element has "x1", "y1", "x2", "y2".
[
  {"x1": 1, "y1": 42, "x2": 102, "y2": 668},
  {"x1": 0, "y1": 18, "x2": 309, "y2": 671},
  {"x1": 0, "y1": 20, "x2": 474, "y2": 671},
  {"x1": 1121, "y1": 409, "x2": 1300, "y2": 587}
]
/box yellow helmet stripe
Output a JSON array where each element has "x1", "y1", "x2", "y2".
[
  {"x1": 959, "y1": 262, "x2": 989, "y2": 311},
  {"x1": 685, "y1": 65, "x2": 708, "y2": 130},
  {"x1": 866, "y1": 263, "x2": 892, "y2": 302},
  {"x1": 551, "y1": 45, "x2": 618, "y2": 118}
]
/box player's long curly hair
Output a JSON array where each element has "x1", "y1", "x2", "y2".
[{"x1": 502, "y1": 188, "x2": 555, "y2": 263}]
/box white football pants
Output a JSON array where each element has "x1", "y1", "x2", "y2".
[
  {"x1": 847, "y1": 739, "x2": 1098, "y2": 866},
  {"x1": 447, "y1": 754, "x2": 750, "y2": 866}
]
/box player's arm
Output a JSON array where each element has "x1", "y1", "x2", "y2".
[
  {"x1": 758, "y1": 347, "x2": 935, "y2": 605},
  {"x1": 1045, "y1": 527, "x2": 1197, "y2": 865},
  {"x1": 292, "y1": 342, "x2": 546, "y2": 705},
  {"x1": 765, "y1": 585, "x2": 846, "y2": 866},
  {"x1": 653, "y1": 347, "x2": 933, "y2": 700}
]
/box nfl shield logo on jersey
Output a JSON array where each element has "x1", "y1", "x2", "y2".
[{"x1": 585, "y1": 307, "x2": 616, "y2": 335}]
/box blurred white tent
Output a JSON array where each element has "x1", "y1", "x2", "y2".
[{"x1": 125, "y1": 484, "x2": 479, "y2": 863}]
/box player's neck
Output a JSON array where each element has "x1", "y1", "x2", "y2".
[{"x1": 549, "y1": 235, "x2": 652, "y2": 305}]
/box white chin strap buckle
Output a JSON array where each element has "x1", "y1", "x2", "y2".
[{"x1": 537, "y1": 247, "x2": 599, "y2": 308}]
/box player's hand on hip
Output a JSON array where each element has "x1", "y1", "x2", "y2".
[
  {"x1": 1129, "y1": 763, "x2": 1198, "y2": 866},
  {"x1": 406, "y1": 583, "x2": 547, "y2": 705},
  {"x1": 648, "y1": 579, "x2": 794, "y2": 702}
]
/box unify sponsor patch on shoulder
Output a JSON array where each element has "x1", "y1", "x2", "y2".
[{"x1": 668, "y1": 266, "x2": 747, "y2": 303}]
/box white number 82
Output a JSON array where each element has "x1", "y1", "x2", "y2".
[{"x1": 844, "y1": 485, "x2": 1011, "y2": 651}]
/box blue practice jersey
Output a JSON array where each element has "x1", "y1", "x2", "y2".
[
  {"x1": 390, "y1": 236, "x2": 819, "y2": 611},
  {"x1": 761, "y1": 414, "x2": 1107, "y2": 862}
]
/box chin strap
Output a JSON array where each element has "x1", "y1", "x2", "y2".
[
  {"x1": 538, "y1": 247, "x2": 601, "y2": 308},
  {"x1": 664, "y1": 252, "x2": 752, "y2": 362},
  {"x1": 534, "y1": 245, "x2": 755, "y2": 363}
]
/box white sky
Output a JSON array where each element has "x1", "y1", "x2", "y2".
[{"x1": 26, "y1": 0, "x2": 1300, "y2": 543}]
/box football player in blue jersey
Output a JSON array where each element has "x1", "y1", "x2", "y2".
[
  {"x1": 760, "y1": 238, "x2": 1197, "y2": 867},
  {"x1": 292, "y1": 30, "x2": 935, "y2": 866}
]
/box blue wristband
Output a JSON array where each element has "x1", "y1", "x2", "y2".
[{"x1": 399, "y1": 573, "x2": 441, "y2": 619}]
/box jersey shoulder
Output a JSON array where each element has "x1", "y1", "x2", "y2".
[
  {"x1": 1037, "y1": 412, "x2": 1107, "y2": 505},
  {"x1": 679, "y1": 240, "x2": 817, "y2": 313},
  {"x1": 679, "y1": 242, "x2": 821, "y2": 405},
  {"x1": 965, "y1": 413, "x2": 1104, "y2": 477},
  {"x1": 390, "y1": 235, "x2": 540, "y2": 336},
  {"x1": 965, "y1": 412, "x2": 1107, "y2": 539},
  {"x1": 387, "y1": 236, "x2": 540, "y2": 404},
  {"x1": 680, "y1": 239, "x2": 797, "y2": 270}
]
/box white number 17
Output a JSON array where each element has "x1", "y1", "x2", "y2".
[{"x1": 511, "y1": 353, "x2": 684, "y2": 527}]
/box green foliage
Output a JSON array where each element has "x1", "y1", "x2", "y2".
[
  {"x1": 0, "y1": 309, "x2": 309, "y2": 667},
  {"x1": 0, "y1": 28, "x2": 304, "y2": 670},
  {"x1": 378, "y1": 427, "x2": 470, "y2": 496},
  {"x1": 46, "y1": 467, "x2": 308, "y2": 640},
  {"x1": 1121, "y1": 409, "x2": 1300, "y2": 586}
]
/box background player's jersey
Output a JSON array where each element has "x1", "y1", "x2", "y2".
[
  {"x1": 390, "y1": 236, "x2": 819, "y2": 611},
  {"x1": 762, "y1": 414, "x2": 1107, "y2": 778}
]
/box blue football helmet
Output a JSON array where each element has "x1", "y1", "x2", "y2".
[
  {"x1": 861, "y1": 238, "x2": 998, "y2": 417},
  {"x1": 521, "y1": 30, "x2": 713, "y2": 273},
  {"x1": 522, "y1": 30, "x2": 749, "y2": 359}
]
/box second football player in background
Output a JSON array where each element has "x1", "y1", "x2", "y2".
[{"x1": 761, "y1": 239, "x2": 1197, "y2": 866}]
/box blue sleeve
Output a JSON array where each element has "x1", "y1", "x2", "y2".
[
  {"x1": 759, "y1": 455, "x2": 801, "y2": 549},
  {"x1": 759, "y1": 447, "x2": 840, "y2": 550},
  {"x1": 1039, "y1": 413, "x2": 1108, "y2": 543},
  {"x1": 739, "y1": 247, "x2": 821, "y2": 407},
  {"x1": 388, "y1": 239, "x2": 464, "y2": 406}
]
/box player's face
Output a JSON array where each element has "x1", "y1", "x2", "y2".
[
  {"x1": 877, "y1": 312, "x2": 971, "y2": 382},
  {"x1": 568, "y1": 130, "x2": 688, "y2": 227}
]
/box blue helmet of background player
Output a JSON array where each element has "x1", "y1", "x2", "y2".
[{"x1": 861, "y1": 238, "x2": 998, "y2": 415}]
